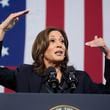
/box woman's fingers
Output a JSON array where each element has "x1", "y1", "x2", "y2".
[
  {"x1": 11, "y1": 10, "x2": 29, "y2": 18},
  {"x1": 85, "y1": 36, "x2": 105, "y2": 47},
  {"x1": 94, "y1": 35, "x2": 98, "y2": 39},
  {"x1": 0, "y1": 10, "x2": 29, "y2": 31},
  {"x1": 85, "y1": 41, "x2": 93, "y2": 47}
]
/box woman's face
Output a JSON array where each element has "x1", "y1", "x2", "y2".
[{"x1": 44, "y1": 30, "x2": 66, "y2": 65}]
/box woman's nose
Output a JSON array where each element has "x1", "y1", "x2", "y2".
[{"x1": 56, "y1": 41, "x2": 62, "y2": 48}]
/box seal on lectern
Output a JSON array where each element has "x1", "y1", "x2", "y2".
[{"x1": 49, "y1": 104, "x2": 80, "y2": 110}]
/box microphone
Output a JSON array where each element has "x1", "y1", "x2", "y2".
[
  {"x1": 45, "y1": 67, "x2": 59, "y2": 92},
  {"x1": 66, "y1": 66, "x2": 78, "y2": 92}
]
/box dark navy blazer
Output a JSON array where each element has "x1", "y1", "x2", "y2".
[{"x1": 0, "y1": 64, "x2": 109, "y2": 93}]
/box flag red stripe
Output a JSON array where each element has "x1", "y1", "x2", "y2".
[
  {"x1": 46, "y1": 0, "x2": 64, "y2": 29},
  {"x1": 84, "y1": 0, "x2": 103, "y2": 83}
]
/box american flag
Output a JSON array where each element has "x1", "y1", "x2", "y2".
[{"x1": 0, "y1": 0, "x2": 110, "y2": 93}]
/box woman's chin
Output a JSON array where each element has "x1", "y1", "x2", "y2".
[{"x1": 53, "y1": 58, "x2": 64, "y2": 63}]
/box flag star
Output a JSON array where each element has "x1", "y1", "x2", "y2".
[
  {"x1": 0, "y1": 0, "x2": 10, "y2": 8},
  {"x1": 2, "y1": 46, "x2": 9, "y2": 57}
]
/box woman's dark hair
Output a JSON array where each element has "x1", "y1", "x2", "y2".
[{"x1": 32, "y1": 27, "x2": 69, "y2": 75}]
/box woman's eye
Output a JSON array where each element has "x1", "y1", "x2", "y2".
[
  {"x1": 50, "y1": 39, "x2": 55, "y2": 43},
  {"x1": 61, "y1": 40, "x2": 64, "y2": 43}
]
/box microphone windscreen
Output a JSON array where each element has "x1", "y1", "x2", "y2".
[{"x1": 45, "y1": 66, "x2": 56, "y2": 75}]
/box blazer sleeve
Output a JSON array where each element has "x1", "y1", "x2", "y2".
[
  {"x1": 0, "y1": 67, "x2": 16, "y2": 90},
  {"x1": 0, "y1": 41, "x2": 16, "y2": 90},
  {"x1": 79, "y1": 71, "x2": 110, "y2": 94},
  {"x1": 104, "y1": 57, "x2": 110, "y2": 88}
]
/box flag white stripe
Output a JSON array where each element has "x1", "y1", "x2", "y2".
[
  {"x1": 24, "y1": 0, "x2": 46, "y2": 64},
  {"x1": 103, "y1": 0, "x2": 110, "y2": 48},
  {"x1": 65, "y1": 0, "x2": 84, "y2": 70},
  {"x1": 102, "y1": 0, "x2": 110, "y2": 83}
]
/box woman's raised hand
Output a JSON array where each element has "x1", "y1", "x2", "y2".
[
  {"x1": 85, "y1": 35, "x2": 105, "y2": 48},
  {"x1": 0, "y1": 10, "x2": 29, "y2": 41},
  {"x1": 85, "y1": 35, "x2": 110, "y2": 59},
  {"x1": 0, "y1": 10, "x2": 29, "y2": 31}
]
